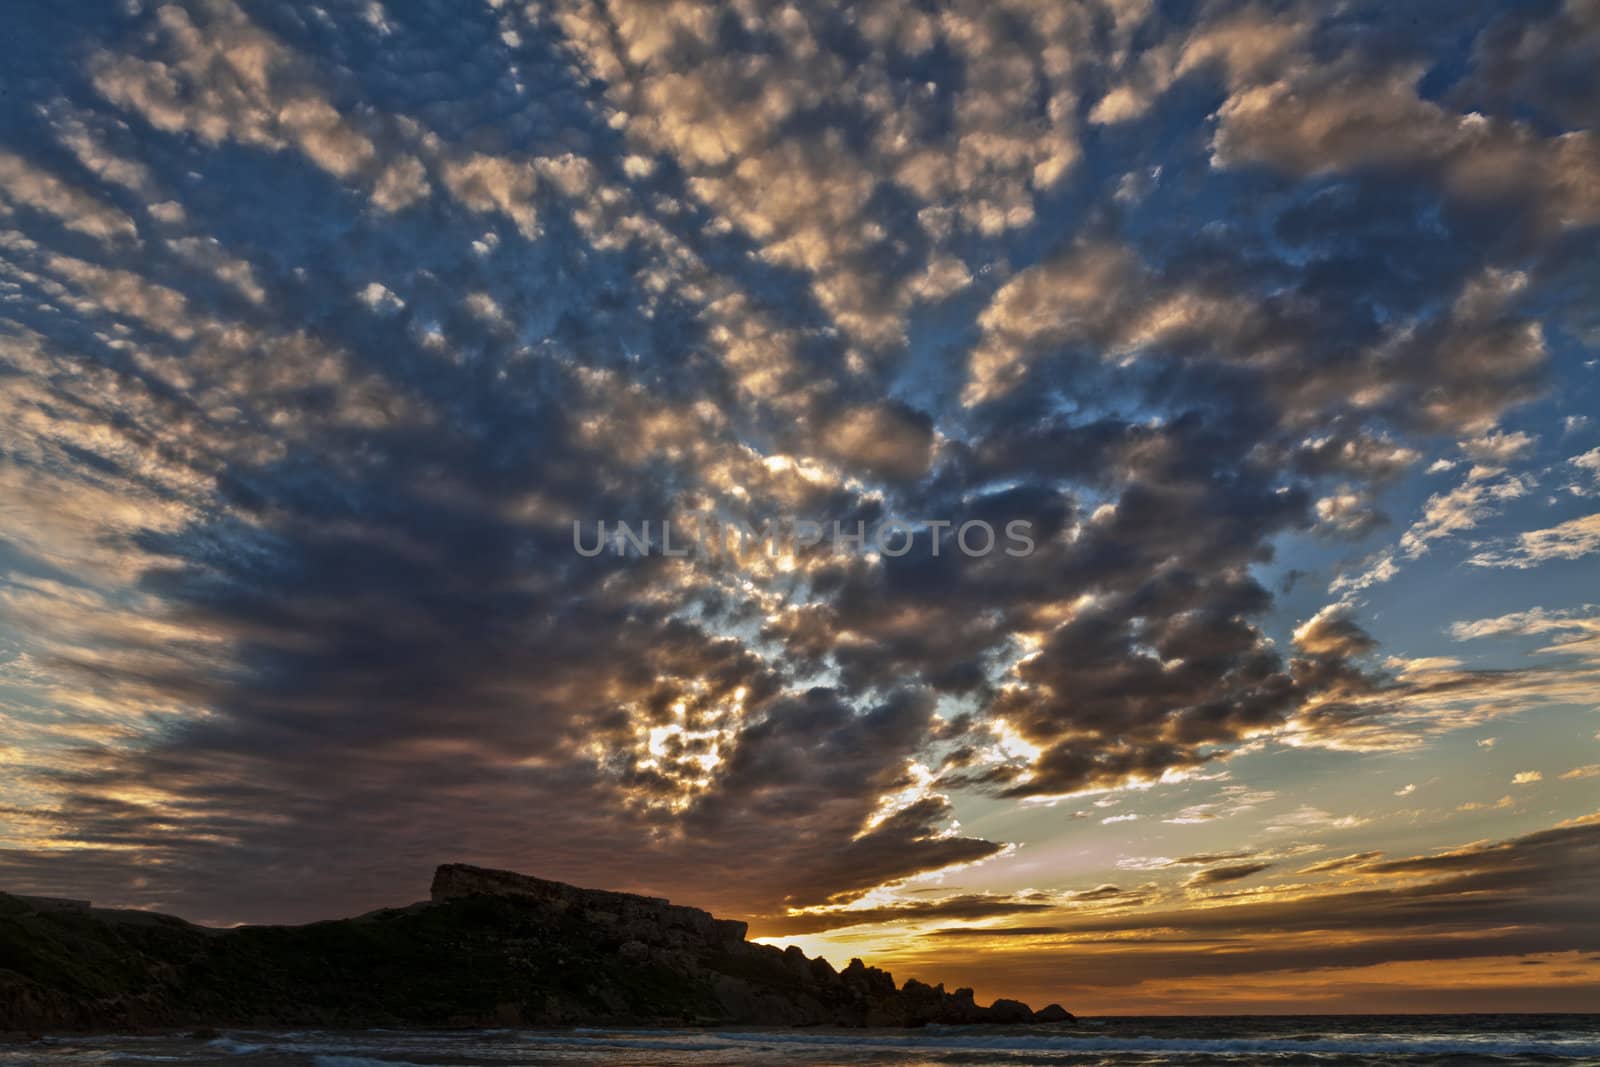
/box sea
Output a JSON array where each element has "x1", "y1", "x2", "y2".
[{"x1": 7, "y1": 1016, "x2": 1600, "y2": 1067}]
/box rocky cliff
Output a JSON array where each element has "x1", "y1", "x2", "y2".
[
  {"x1": 0, "y1": 864, "x2": 1072, "y2": 1033},
  {"x1": 430, "y1": 864, "x2": 752, "y2": 945}
]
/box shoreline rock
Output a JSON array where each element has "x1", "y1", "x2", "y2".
[{"x1": 0, "y1": 864, "x2": 1073, "y2": 1034}]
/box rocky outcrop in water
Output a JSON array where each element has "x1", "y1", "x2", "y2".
[{"x1": 0, "y1": 864, "x2": 1072, "y2": 1033}]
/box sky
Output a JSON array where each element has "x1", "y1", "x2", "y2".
[{"x1": 1, "y1": 0, "x2": 1598, "y2": 1016}]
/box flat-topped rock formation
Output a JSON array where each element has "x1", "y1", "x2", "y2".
[
  {"x1": 0, "y1": 864, "x2": 1073, "y2": 1033},
  {"x1": 431, "y1": 863, "x2": 751, "y2": 945}
]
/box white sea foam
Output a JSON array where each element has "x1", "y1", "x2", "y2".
[
  {"x1": 204, "y1": 1037, "x2": 265, "y2": 1054},
  {"x1": 517, "y1": 1027, "x2": 1600, "y2": 1059},
  {"x1": 20, "y1": 1023, "x2": 1600, "y2": 1066},
  {"x1": 521, "y1": 1032, "x2": 751, "y2": 1051}
]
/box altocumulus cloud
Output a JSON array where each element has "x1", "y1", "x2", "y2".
[{"x1": 0, "y1": 0, "x2": 1596, "y2": 928}]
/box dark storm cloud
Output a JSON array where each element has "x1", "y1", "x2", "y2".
[{"x1": 1, "y1": 0, "x2": 1597, "y2": 928}]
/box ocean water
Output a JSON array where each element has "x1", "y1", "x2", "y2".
[{"x1": 7, "y1": 1016, "x2": 1600, "y2": 1067}]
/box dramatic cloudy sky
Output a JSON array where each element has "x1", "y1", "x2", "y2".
[{"x1": 2, "y1": 0, "x2": 1599, "y2": 1014}]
